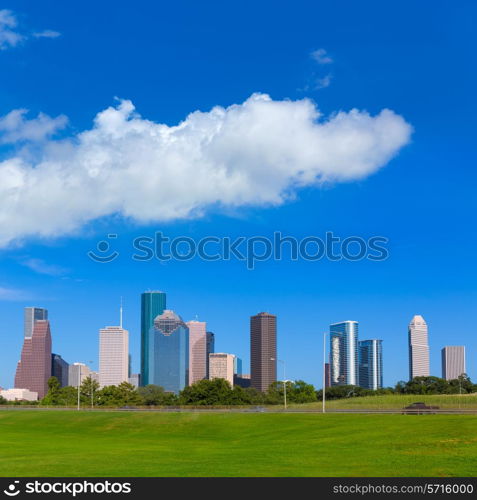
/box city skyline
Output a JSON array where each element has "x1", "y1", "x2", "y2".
[
  {"x1": 1, "y1": 2, "x2": 476, "y2": 391},
  {"x1": 1, "y1": 299, "x2": 473, "y2": 393}
]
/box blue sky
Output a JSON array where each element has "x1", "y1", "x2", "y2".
[{"x1": 0, "y1": 0, "x2": 476, "y2": 389}]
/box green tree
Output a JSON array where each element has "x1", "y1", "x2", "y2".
[
  {"x1": 179, "y1": 378, "x2": 234, "y2": 405},
  {"x1": 80, "y1": 376, "x2": 100, "y2": 406},
  {"x1": 40, "y1": 376, "x2": 62, "y2": 406},
  {"x1": 97, "y1": 382, "x2": 142, "y2": 407},
  {"x1": 137, "y1": 385, "x2": 177, "y2": 406}
]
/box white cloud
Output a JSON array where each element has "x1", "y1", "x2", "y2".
[
  {"x1": 0, "y1": 9, "x2": 24, "y2": 50},
  {"x1": 0, "y1": 9, "x2": 61, "y2": 50},
  {"x1": 311, "y1": 48, "x2": 333, "y2": 64},
  {"x1": 314, "y1": 74, "x2": 332, "y2": 90},
  {"x1": 32, "y1": 30, "x2": 61, "y2": 39},
  {"x1": 0, "y1": 286, "x2": 28, "y2": 301},
  {"x1": 20, "y1": 258, "x2": 67, "y2": 276},
  {"x1": 0, "y1": 94, "x2": 412, "y2": 247},
  {"x1": 0, "y1": 109, "x2": 68, "y2": 144}
]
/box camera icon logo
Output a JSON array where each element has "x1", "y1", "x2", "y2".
[
  {"x1": 87, "y1": 234, "x2": 120, "y2": 263},
  {"x1": 3, "y1": 481, "x2": 20, "y2": 497}
]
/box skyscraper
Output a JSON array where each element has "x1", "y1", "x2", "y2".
[
  {"x1": 141, "y1": 291, "x2": 166, "y2": 386},
  {"x1": 68, "y1": 363, "x2": 91, "y2": 387},
  {"x1": 186, "y1": 320, "x2": 207, "y2": 385},
  {"x1": 250, "y1": 312, "x2": 277, "y2": 392},
  {"x1": 408, "y1": 315, "x2": 430, "y2": 380},
  {"x1": 99, "y1": 326, "x2": 129, "y2": 387},
  {"x1": 15, "y1": 319, "x2": 52, "y2": 399},
  {"x1": 358, "y1": 339, "x2": 383, "y2": 390},
  {"x1": 441, "y1": 346, "x2": 466, "y2": 380},
  {"x1": 51, "y1": 353, "x2": 69, "y2": 387},
  {"x1": 209, "y1": 353, "x2": 235, "y2": 386},
  {"x1": 330, "y1": 321, "x2": 359, "y2": 386},
  {"x1": 24, "y1": 307, "x2": 48, "y2": 338},
  {"x1": 148, "y1": 310, "x2": 189, "y2": 393},
  {"x1": 206, "y1": 331, "x2": 215, "y2": 378}
]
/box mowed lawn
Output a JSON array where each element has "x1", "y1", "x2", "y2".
[
  {"x1": 293, "y1": 394, "x2": 477, "y2": 410},
  {"x1": 0, "y1": 411, "x2": 476, "y2": 477}
]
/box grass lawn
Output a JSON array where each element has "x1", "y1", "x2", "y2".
[
  {"x1": 292, "y1": 394, "x2": 477, "y2": 410},
  {"x1": 0, "y1": 410, "x2": 476, "y2": 477}
]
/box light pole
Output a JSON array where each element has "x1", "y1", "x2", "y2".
[
  {"x1": 322, "y1": 332, "x2": 327, "y2": 413},
  {"x1": 77, "y1": 364, "x2": 81, "y2": 411},
  {"x1": 88, "y1": 361, "x2": 94, "y2": 409},
  {"x1": 270, "y1": 357, "x2": 287, "y2": 410}
]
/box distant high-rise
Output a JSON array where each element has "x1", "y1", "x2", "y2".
[
  {"x1": 330, "y1": 321, "x2": 359, "y2": 386},
  {"x1": 358, "y1": 339, "x2": 383, "y2": 390},
  {"x1": 234, "y1": 357, "x2": 243, "y2": 376},
  {"x1": 149, "y1": 310, "x2": 189, "y2": 393},
  {"x1": 24, "y1": 307, "x2": 48, "y2": 338},
  {"x1": 186, "y1": 320, "x2": 207, "y2": 385},
  {"x1": 51, "y1": 353, "x2": 69, "y2": 387},
  {"x1": 141, "y1": 291, "x2": 166, "y2": 386},
  {"x1": 250, "y1": 312, "x2": 277, "y2": 392},
  {"x1": 99, "y1": 326, "x2": 129, "y2": 387},
  {"x1": 15, "y1": 319, "x2": 52, "y2": 399},
  {"x1": 441, "y1": 346, "x2": 466, "y2": 380},
  {"x1": 206, "y1": 331, "x2": 215, "y2": 378},
  {"x1": 68, "y1": 363, "x2": 91, "y2": 387},
  {"x1": 408, "y1": 315, "x2": 430, "y2": 380},
  {"x1": 209, "y1": 353, "x2": 235, "y2": 386}
]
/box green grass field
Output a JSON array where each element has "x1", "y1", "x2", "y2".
[
  {"x1": 1, "y1": 410, "x2": 477, "y2": 477},
  {"x1": 292, "y1": 394, "x2": 477, "y2": 410}
]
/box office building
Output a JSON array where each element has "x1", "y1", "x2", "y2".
[
  {"x1": 186, "y1": 320, "x2": 207, "y2": 384},
  {"x1": 441, "y1": 346, "x2": 466, "y2": 380},
  {"x1": 14, "y1": 319, "x2": 52, "y2": 399},
  {"x1": 250, "y1": 312, "x2": 277, "y2": 392},
  {"x1": 234, "y1": 374, "x2": 251, "y2": 388},
  {"x1": 330, "y1": 321, "x2": 359, "y2": 386},
  {"x1": 51, "y1": 353, "x2": 69, "y2": 387},
  {"x1": 324, "y1": 363, "x2": 331, "y2": 388},
  {"x1": 206, "y1": 331, "x2": 215, "y2": 378},
  {"x1": 68, "y1": 363, "x2": 91, "y2": 387},
  {"x1": 99, "y1": 326, "x2": 129, "y2": 387},
  {"x1": 209, "y1": 353, "x2": 235, "y2": 386},
  {"x1": 24, "y1": 307, "x2": 48, "y2": 338},
  {"x1": 141, "y1": 291, "x2": 167, "y2": 386},
  {"x1": 234, "y1": 357, "x2": 243, "y2": 376},
  {"x1": 358, "y1": 339, "x2": 383, "y2": 390},
  {"x1": 408, "y1": 315, "x2": 430, "y2": 380},
  {"x1": 1, "y1": 388, "x2": 38, "y2": 401},
  {"x1": 128, "y1": 374, "x2": 140, "y2": 388},
  {"x1": 148, "y1": 310, "x2": 189, "y2": 393}
]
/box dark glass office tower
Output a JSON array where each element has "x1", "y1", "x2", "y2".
[
  {"x1": 206, "y1": 331, "x2": 215, "y2": 378},
  {"x1": 250, "y1": 312, "x2": 277, "y2": 392},
  {"x1": 140, "y1": 291, "x2": 166, "y2": 385},
  {"x1": 148, "y1": 310, "x2": 189, "y2": 393},
  {"x1": 358, "y1": 339, "x2": 383, "y2": 390},
  {"x1": 330, "y1": 321, "x2": 359, "y2": 386},
  {"x1": 51, "y1": 353, "x2": 69, "y2": 387}
]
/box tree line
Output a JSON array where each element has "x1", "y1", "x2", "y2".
[{"x1": 1, "y1": 374, "x2": 474, "y2": 407}]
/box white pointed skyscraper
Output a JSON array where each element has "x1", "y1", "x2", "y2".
[
  {"x1": 408, "y1": 315, "x2": 430, "y2": 380},
  {"x1": 99, "y1": 301, "x2": 129, "y2": 388}
]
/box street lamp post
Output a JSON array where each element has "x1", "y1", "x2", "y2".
[
  {"x1": 88, "y1": 361, "x2": 94, "y2": 409},
  {"x1": 77, "y1": 364, "x2": 81, "y2": 411},
  {"x1": 322, "y1": 332, "x2": 327, "y2": 413},
  {"x1": 270, "y1": 357, "x2": 287, "y2": 410}
]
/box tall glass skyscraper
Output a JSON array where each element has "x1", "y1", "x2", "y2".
[
  {"x1": 148, "y1": 310, "x2": 189, "y2": 394},
  {"x1": 141, "y1": 291, "x2": 166, "y2": 385},
  {"x1": 358, "y1": 339, "x2": 383, "y2": 390},
  {"x1": 330, "y1": 321, "x2": 359, "y2": 386}
]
